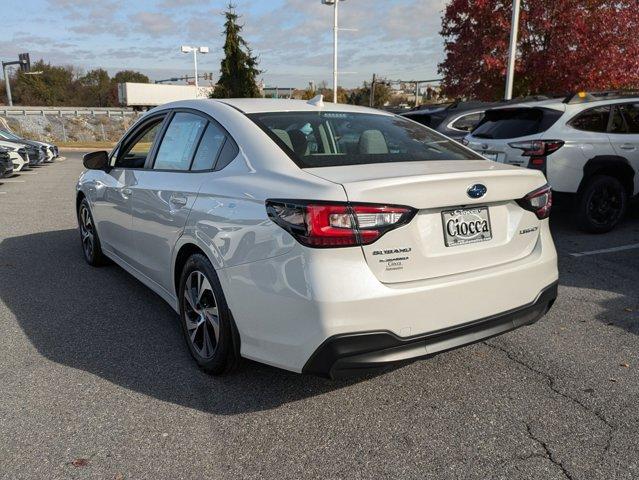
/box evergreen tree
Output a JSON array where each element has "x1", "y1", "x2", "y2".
[{"x1": 211, "y1": 4, "x2": 261, "y2": 99}]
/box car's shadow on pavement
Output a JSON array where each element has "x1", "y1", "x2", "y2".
[{"x1": 0, "y1": 228, "x2": 387, "y2": 415}]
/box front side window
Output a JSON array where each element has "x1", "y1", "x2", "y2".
[
  {"x1": 249, "y1": 112, "x2": 482, "y2": 168},
  {"x1": 115, "y1": 117, "x2": 164, "y2": 168},
  {"x1": 154, "y1": 112, "x2": 207, "y2": 171},
  {"x1": 569, "y1": 106, "x2": 611, "y2": 133}
]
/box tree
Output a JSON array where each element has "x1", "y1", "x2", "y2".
[
  {"x1": 78, "y1": 68, "x2": 111, "y2": 107},
  {"x1": 211, "y1": 4, "x2": 261, "y2": 98},
  {"x1": 348, "y1": 80, "x2": 392, "y2": 108},
  {"x1": 112, "y1": 70, "x2": 149, "y2": 84},
  {"x1": 439, "y1": 0, "x2": 639, "y2": 100},
  {"x1": 11, "y1": 61, "x2": 77, "y2": 106}
]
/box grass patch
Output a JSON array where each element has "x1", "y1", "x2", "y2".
[{"x1": 57, "y1": 141, "x2": 117, "y2": 149}]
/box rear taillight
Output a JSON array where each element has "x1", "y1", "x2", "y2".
[
  {"x1": 517, "y1": 185, "x2": 552, "y2": 219},
  {"x1": 508, "y1": 140, "x2": 564, "y2": 156},
  {"x1": 266, "y1": 200, "x2": 417, "y2": 248},
  {"x1": 508, "y1": 140, "x2": 564, "y2": 173}
]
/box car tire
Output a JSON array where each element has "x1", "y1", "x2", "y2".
[
  {"x1": 77, "y1": 198, "x2": 109, "y2": 266},
  {"x1": 576, "y1": 175, "x2": 627, "y2": 233},
  {"x1": 178, "y1": 254, "x2": 240, "y2": 374}
]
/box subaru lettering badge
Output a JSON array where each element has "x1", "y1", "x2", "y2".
[{"x1": 467, "y1": 184, "x2": 487, "y2": 199}]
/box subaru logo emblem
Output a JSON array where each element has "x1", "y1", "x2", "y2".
[{"x1": 467, "y1": 184, "x2": 487, "y2": 199}]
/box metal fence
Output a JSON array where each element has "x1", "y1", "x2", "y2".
[{"x1": 0, "y1": 107, "x2": 138, "y2": 117}]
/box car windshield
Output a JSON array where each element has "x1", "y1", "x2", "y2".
[
  {"x1": 248, "y1": 111, "x2": 482, "y2": 168},
  {"x1": 0, "y1": 129, "x2": 21, "y2": 140}
]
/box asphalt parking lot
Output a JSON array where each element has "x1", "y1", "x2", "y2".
[{"x1": 1, "y1": 151, "x2": 638, "y2": 480}]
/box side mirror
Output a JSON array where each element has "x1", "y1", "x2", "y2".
[{"x1": 83, "y1": 150, "x2": 109, "y2": 170}]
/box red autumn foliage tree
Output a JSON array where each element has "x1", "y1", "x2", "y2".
[{"x1": 439, "y1": 0, "x2": 639, "y2": 100}]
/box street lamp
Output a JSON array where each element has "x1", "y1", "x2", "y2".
[
  {"x1": 321, "y1": 0, "x2": 346, "y2": 103},
  {"x1": 504, "y1": 0, "x2": 521, "y2": 100},
  {"x1": 181, "y1": 45, "x2": 209, "y2": 97}
]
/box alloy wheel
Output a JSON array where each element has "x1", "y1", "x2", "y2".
[
  {"x1": 183, "y1": 270, "x2": 220, "y2": 359},
  {"x1": 79, "y1": 205, "x2": 95, "y2": 259}
]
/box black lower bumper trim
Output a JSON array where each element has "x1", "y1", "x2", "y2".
[{"x1": 303, "y1": 281, "x2": 558, "y2": 379}]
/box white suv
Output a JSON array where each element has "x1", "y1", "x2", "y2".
[{"x1": 464, "y1": 92, "x2": 639, "y2": 233}]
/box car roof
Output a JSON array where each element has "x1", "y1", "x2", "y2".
[
  {"x1": 213, "y1": 98, "x2": 393, "y2": 115},
  {"x1": 486, "y1": 98, "x2": 567, "y2": 112}
]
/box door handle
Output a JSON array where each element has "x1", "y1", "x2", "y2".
[
  {"x1": 121, "y1": 188, "x2": 132, "y2": 198},
  {"x1": 169, "y1": 194, "x2": 188, "y2": 207},
  {"x1": 620, "y1": 143, "x2": 636, "y2": 150}
]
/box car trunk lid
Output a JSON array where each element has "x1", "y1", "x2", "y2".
[{"x1": 307, "y1": 160, "x2": 546, "y2": 283}]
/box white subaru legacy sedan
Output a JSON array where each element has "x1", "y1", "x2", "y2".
[{"x1": 76, "y1": 97, "x2": 558, "y2": 378}]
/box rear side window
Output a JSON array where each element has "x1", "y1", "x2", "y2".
[
  {"x1": 154, "y1": 112, "x2": 207, "y2": 171},
  {"x1": 404, "y1": 114, "x2": 432, "y2": 127},
  {"x1": 618, "y1": 103, "x2": 639, "y2": 134},
  {"x1": 249, "y1": 111, "x2": 482, "y2": 168},
  {"x1": 472, "y1": 108, "x2": 562, "y2": 139},
  {"x1": 450, "y1": 112, "x2": 483, "y2": 132},
  {"x1": 191, "y1": 122, "x2": 226, "y2": 171},
  {"x1": 569, "y1": 106, "x2": 610, "y2": 133}
]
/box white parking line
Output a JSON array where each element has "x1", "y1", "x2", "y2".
[
  {"x1": 0, "y1": 180, "x2": 25, "y2": 183},
  {"x1": 0, "y1": 191, "x2": 6, "y2": 195},
  {"x1": 570, "y1": 243, "x2": 639, "y2": 257},
  {"x1": 17, "y1": 172, "x2": 37, "y2": 175}
]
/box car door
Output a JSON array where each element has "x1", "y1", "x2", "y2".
[
  {"x1": 609, "y1": 103, "x2": 639, "y2": 193},
  {"x1": 91, "y1": 115, "x2": 166, "y2": 261},
  {"x1": 128, "y1": 110, "x2": 227, "y2": 293}
]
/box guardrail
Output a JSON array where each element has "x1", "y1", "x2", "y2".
[{"x1": 0, "y1": 107, "x2": 139, "y2": 117}]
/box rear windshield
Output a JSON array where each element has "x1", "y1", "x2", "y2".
[
  {"x1": 471, "y1": 107, "x2": 562, "y2": 139},
  {"x1": 248, "y1": 111, "x2": 482, "y2": 168}
]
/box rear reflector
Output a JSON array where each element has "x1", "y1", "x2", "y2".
[
  {"x1": 516, "y1": 185, "x2": 552, "y2": 219},
  {"x1": 266, "y1": 200, "x2": 417, "y2": 248}
]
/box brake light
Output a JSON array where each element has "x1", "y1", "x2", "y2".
[
  {"x1": 508, "y1": 140, "x2": 564, "y2": 156},
  {"x1": 266, "y1": 200, "x2": 417, "y2": 248},
  {"x1": 517, "y1": 185, "x2": 552, "y2": 219}
]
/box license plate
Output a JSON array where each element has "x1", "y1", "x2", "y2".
[
  {"x1": 482, "y1": 152, "x2": 498, "y2": 161},
  {"x1": 441, "y1": 206, "x2": 492, "y2": 247}
]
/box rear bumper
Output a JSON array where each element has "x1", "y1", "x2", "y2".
[{"x1": 304, "y1": 281, "x2": 558, "y2": 378}]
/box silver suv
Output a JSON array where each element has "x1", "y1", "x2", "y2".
[{"x1": 465, "y1": 92, "x2": 639, "y2": 233}]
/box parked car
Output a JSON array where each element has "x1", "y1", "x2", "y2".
[
  {"x1": 403, "y1": 98, "x2": 551, "y2": 142},
  {"x1": 76, "y1": 98, "x2": 558, "y2": 378},
  {"x1": 0, "y1": 147, "x2": 15, "y2": 177},
  {"x1": 402, "y1": 101, "x2": 497, "y2": 141},
  {"x1": 464, "y1": 91, "x2": 639, "y2": 233},
  {"x1": 0, "y1": 140, "x2": 30, "y2": 171},
  {"x1": 0, "y1": 129, "x2": 57, "y2": 162},
  {"x1": 0, "y1": 133, "x2": 46, "y2": 165}
]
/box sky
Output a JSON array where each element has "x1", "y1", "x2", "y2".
[{"x1": 1, "y1": 0, "x2": 446, "y2": 89}]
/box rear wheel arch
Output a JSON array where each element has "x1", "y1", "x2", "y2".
[
  {"x1": 580, "y1": 156, "x2": 635, "y2": 196},
  {"x1": 173, "y1": 243, "x2": 208, "y2": 298}
]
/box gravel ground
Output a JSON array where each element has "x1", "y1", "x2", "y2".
[{"x1": 0, "y1": 152, "x2": 638, "y2": 480}]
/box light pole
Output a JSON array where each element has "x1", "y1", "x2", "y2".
[
  {"x1": 321, "y1": 0, "x2": 346, "y2": 103},
  {"x1": 504, "y1": 0, "x2": 521, "y2": 100},
  {"x1": 181, "y1": 45, "x2": 209, "y2": 97}
]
